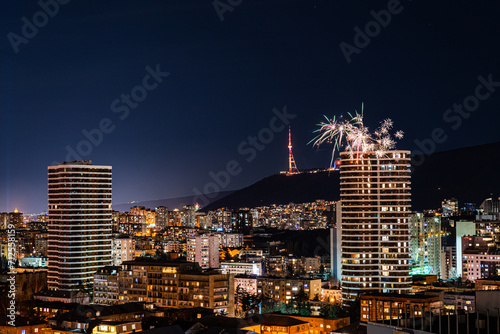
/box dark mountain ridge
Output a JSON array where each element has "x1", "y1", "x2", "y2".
[
  {"x1": 203, "y1": 141, "x2": 500, "y2": 211},
  {"x1": 113, "y1": 191, "x2": 234, "y2": 212}
]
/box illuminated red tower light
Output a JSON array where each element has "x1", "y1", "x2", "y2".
[{"x1": 288, "y1": 126, "x2": 299, "y2": 174}]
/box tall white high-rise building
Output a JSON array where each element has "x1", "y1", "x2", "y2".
[
  {"x1": 187, "y1": 234, "x2": 220, "y2": 269},
  {"x1": 455, "y1": 220, "x2": 476, "y2": 277},
  {"x1": 47, "y1": 161, "x2": 112, "y2": 291},
  {"x1": 340, "y1": 151, "x2": 412, "y2": 300}
]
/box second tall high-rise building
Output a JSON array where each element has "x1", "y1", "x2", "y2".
[{"x1": 339, "y1": 151, "x2": 412, "y2": 300}]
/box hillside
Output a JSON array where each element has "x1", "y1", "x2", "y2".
[
  {"x1": 203, "y1": 142, "x2": 500, "y2": 211},
  {"x1": 202, "y1": 171, "x2": 340, "y2": 211},
  {"x1": 113, "y1": 191, "x2": 234, "y2": 212},
  {"x1": 411, "y1": 141, "x2": 500, "y2": 210}
]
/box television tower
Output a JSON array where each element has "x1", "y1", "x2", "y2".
[{"x1": 288, "y1": 126, "x2": 299, "y2": 174}]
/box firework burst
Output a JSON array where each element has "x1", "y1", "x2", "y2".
[{"x1": 310, "y1": 105, "x2": 404, "y2": 165}]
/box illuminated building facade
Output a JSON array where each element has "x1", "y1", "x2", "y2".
[
  {"x1": 360, "y1": 293, "x2": 442, "y2": 322},
  {"x1": 455, "y1": 220, "x2": 476, "y2": 277},
  {"x1": 93, "y1": 266, "x2": 120, "y2": 305},
  {"x1": 340, "y1": 151, "x2": 412, "y2": 300},
  {"x1": 220, "y1": 233, "x2": 244, "y2": 248},
  {"x1": 187, "y1": 234, "x2": 220, "y2": 269},
  {"x1": 118, "y1": 260, "x2": 234, "y2": 315},
  {"x1": 232, "y1": 209, "x2": 252, "y2": 234},
  {"x1": 47, "y1": 161, "x2": 112, "y2": 291},
  {"x1": 92, "y1": 321, "x2": 141, "y2": 334},
  {"x1": 155, "y1": 206, "x2": 168, "y2": 229},
  {"x1": 0, "y1": 210, "x2": 24, "y2": 229},
  {"x1": 130, "y1": 206, "x2": 155, "y2": 231},
  {"x1": 442, "y1": 198, "x2": 458, "y2": 217},
  {"x1": 256, "y1": 277, "x2": 321, "y2": 303},
  {"x1": 117, "y1": 212, "x2": 145, "y2": 235},
  {"x1": 409, "y1": 213, "x2": 442, "y2": 276},
  {"x1": 441, "y1": 246, "x2": 457, "y2": 279},
  {"x1": 463, "y1": 252, "x2": 500, "y2": 282},
  {"x1": 234, "y1": 276, "x2": 258, "y2": 296},
  {"x1": 321, "y1": 287, "x2": 342, "y2": 303},
  {"x1": 35, "y1": 233, "x2": 48, "y2": 256},
  {"x1": 220, "y1": 261, "x2": 262, "y2": 276},
  {"x1": 111, "y1": 235, "x2": 135, "y2": 266},
  {"x1": 165, "y1": 209, "x2": 180, "y2": 227},
  {"x1": 181, "y1": 205, "x2": 197, "y2": 227}
]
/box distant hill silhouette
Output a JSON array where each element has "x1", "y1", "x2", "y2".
[
  {"x1": 411, "y1": 141, "x2": 500, "y2": 210},
  {"x1": 203, "y1": 142, "x2": 500, "y2": 211},
  {"x1": 113, "y1": 191, "x2": 234, "y2": 212},
  {"x1": 202, "y1": 171, "x2": 340, "y2": 211}
]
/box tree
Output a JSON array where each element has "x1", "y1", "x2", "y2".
[
  {"x1": 261, "y1": 296, "x2": 282, "y2": 314},
  {"x1": 225, "y1": 249, "x2": 232, "y2": 261},
  {"x1": 319, "y1": 264, "x2": 325, "y2": 275},
  {"x1": 294, "y1": 287, "x2": 309, "y2": 303},
  {"x1": 279, "y1": 301, "x2": 296, "y2": 314},
  {"x1": 328, "y1": 276, "x2": 340, "y2": 289},
  {"x1": 219, "y1": 249, "x2": 226, "y2": 260},
  {"x1": 154, "y1": 248, "x2": 169, "y2": 261},
  {"x1": 319, "y1": 302, "x2": 345, "y2": 318},
  {"x1": 297, "y1": 301, "x2": 312, "y2": 316},
  {"x1": 235, "y1": 285, "x2": 244, "y2": 311},
  {"x1": 218, "y1": 309, "x2": 228, "y2": 316},
  {"x1": 343, "y1": 297, "x2": 361, "y2": 322},
  {"x1": 0, "y1": 281, "x2": 8, "y2": 317},
  {"x1": 235, "y1": 285, "x2": 259, "y2": 317}
]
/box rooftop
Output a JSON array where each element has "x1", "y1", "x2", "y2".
[
  {"x1": 96, "y1": 266, "x2": 121, "y2": 275},
  {"x1": 360, "y1": 293, "x2": 441, "y2": 301},
  {"x1": 259, "y1": 276, "x2": 321, "y2": 281},
  {"x1": 34, "y1": 290, "x2": 73, "y2": 299},
  {"x1": 332, "y1": 321, "x2": 367, "y2": 334},
  {"x1": 121, "y1": 258, "x2": 196, "y2": 266},
  {"x1": 56, "y1": 160, "x2": 92, "y2": 166},
  {"x1": 141, "y1": 326, "x2": 184, "y2": 334},
  {"x1": 96, "y1": 320, "x2": 141, "y2": 326},
  {"x1": 0, "y1": 317, "x2": 46, "y2": 327},
  {"x1": 476, "y1": 276, "x2": 500, "y2": 282},
  {"x1": 260, "y1": 315, "x2": 308, "y2": 326}
]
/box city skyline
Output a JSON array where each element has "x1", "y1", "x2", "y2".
[
  {"x1": 2, "y1": 1, "x2": 500, "y2": 213},
  {"x1": 4, "y1": 2, "x2": 500, "y2": 331},
  {"x1": 2, "y1": 153, "x2": 500, "y2": 331}
]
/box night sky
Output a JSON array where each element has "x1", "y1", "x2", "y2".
[{"x1": 1, "y1": 0, "x2": 500, "y2": 213}]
